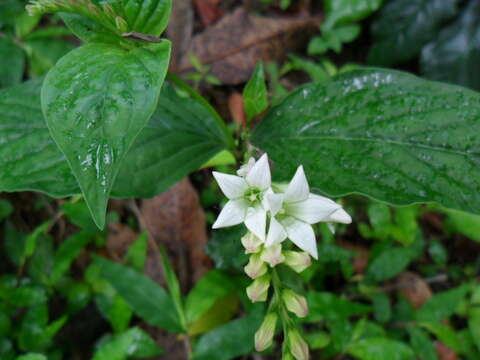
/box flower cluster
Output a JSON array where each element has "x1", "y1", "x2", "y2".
[
  {"x1": 212, "y1": 154, "x2": 352, "y2": 359},
  {"x1": 212, "y1": 153, "x2": 351, "y2": 259}
]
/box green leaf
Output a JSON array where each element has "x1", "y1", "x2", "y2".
[
  {"x1": 0, "y1": 0, "x2": 23, "y2": 26},
  {"x1": 419, "y1": 322, "x2": 463, "y2": 352},
  {"x1": 0, "y1": 37, "x2": 24, "y2": 88},
  {"x1": 324, "y1": 0, "x2": 383, "y2": 29},
  {"x1": 468, "y1": 286, "x2": 480, "y2": 352},
  {"x1": 0, "y1": 78, "x2": 231, "y2": 201},
  {"x1": 0, "y1": 199, "x2": 13, "y2": 222},
  {"x1": 61, "y1": 199, "x2": 98, "y2": 231},
  {"x1": 188, "y1": 293, "x2": 239, "y2": 336},
  {"x1": 251, "y1": 68, "x2": 480, "y2": 215},
  {"x1": 372, "y1": 293, "x2": 391, "y2": 323},
  {"x1": 205, "y1": 225, "x2": 248, "y2": 272},
  {"x1": 306, "y1": 292, "x2": 371, "y2": 322},
  {"x1": 121, "y1": 0, "x2": 172, "y2": 36},
  {"x1": 24, "y1": 221, "x2": 51, "y2": 258},
  {"x1": 185, "y1": 270, "x2": 236, "y2": 325},
  {"x1": 193, "y1": 310, "x2": 263, "y2": 360},
  {"x1": 92, "y1": 327, "x2": 163, "y2": 360},
  {"x1": 95, "y1": 257, "x2": 182, "y2": 333},
  {"x1": 158, "y1": 244, "x2": 187, "y2": 330},
  {"x1": 243, "y1": 62, "x2": 268, "y2": 122},
  {"x1": 366, "y1": 247, "x2": 413, "y2": 282},
  {"x1": 41, "y1": 41, "x2": 171, "y2": 229},
  {"x1": 443, "y1": 207, "x2": 480, "y2": 242},
  {"x1": 124, "y1": 232, "x2": 148, "y2": 271},
  {"x1": 348, "y1": 337, "x2": 415, "y2": 360},
  {"x1": 421, "y1": 0, "x2": 480, "y2": 91},
  {"x1": 16, "y1": 355, "x2": 47, "y2": 360},
  {"x1": 25, "y1": 38, "x2": 76, "y2": 77},
  {"x1": 407, "y1": 327, "x2": 438, "y2": 360},
  {"x1": 416, "y1": 286, "x2": 469, "y2": 322},
  {"x1": 368, "y1": 0, "x2": 459, "y2": 66},
  {"x1": 15, "y1": 12, "x2": 41, "y2": 38},
  {"x1": 50, "y1": 231, "x2": 93, "y2": 284}
]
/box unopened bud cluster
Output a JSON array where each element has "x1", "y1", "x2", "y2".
[
  {"x1": 241, "y1": 231, "x2": 311, "y2": 359},
  {"x1": 26, "y1": 0, "x2": 128, "y2": 34},
  {"x1": 212, "y1": 154, "x2": 352, "y2": 360}
]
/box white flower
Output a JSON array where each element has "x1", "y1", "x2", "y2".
[
  {"x1": 212, "y1": 154, "x2": 271, "y2": 241},
  {"x1": 265, "y1": 166, "x2": 351, "y2": 259}
]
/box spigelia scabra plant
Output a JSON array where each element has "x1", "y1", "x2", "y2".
[{"x1": 212, "y1": 153, "x2": 351, "y2": 359}]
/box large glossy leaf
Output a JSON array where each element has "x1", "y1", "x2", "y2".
[
  {"x1": 42, "y1": 41, "x2": 171, "y2": 228},
  {"x1": 252, "y1": 68, "x2": 480, "y2": 215},
  {"x1": 421, "y1": 0, "x2": 480, "y2": 91},
  {"x1": 95, "y1": 257, "x2": 182, "y2": 333},
  {"x1": 0, "y1": 78, "x2": 230, "y2": 199},
  {"x1": 368, "y1": 0, "x2": 459, "y2": 66}
]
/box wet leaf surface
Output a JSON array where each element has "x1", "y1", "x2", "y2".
[{"x1": 252, "y1": 68, "x2": 480, "y2": 214}]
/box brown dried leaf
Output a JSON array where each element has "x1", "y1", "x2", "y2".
[
  {"x1": 228, "y1": 91, "x2": 246, "y2": 126},
  {"x1": 194, "y1": 0, "x2": 224, "y2": 26},
  {"x1": 177, "y1": 7, "x2": 318, "y2": 84},
  {"x1": 435, "y1": 342, "x2": 457, "y2": 360},
  {"x1": 106, "y1": 222, "x2": 139, "y2": 261},
  {"x1": 397, "y1": 271, "x2": 433, "y2": 309},
  {"x1": 166, "y1": 0, "x2": 194, "y2": 67},
  {"x1": 337, "y1": 240, "x2": 369, "y2": 274},
  {"x1": 141, "y1": 178, "x2": 211, "y2": 286}
]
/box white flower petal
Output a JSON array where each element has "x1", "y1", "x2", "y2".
[
  {"x1": 325, "y1": 208, "x2": 352, "y2": 224},
  {"x1": 285, "y1": 166, "x2": 309, "y2": 202},
  {"x1": 213, "y1": 172, "x2": 248, "y2": 199},
  {"x1": 282, "y1": 217, "x2": 318, "y2": 259},
  {"x1": 265, "y1": 193, "x2": 284, "y2": 216},
  {"x1": 237, "y1": 157, "x2": 256, "y2": 177},
  {"x1": 287, "y1": 194, "x2": 341, "y2": 224},
  {"x1": 246, "y1": 153, "x2": 271, "y2": 190},
  {"x1": 266, "y1": 216, "x2": 287, "y2": 247},
  {"x1": 212, "y1": 199, "x2": 248, "y2": 228},
  {"x1": 245, "y1": 205, "x2": 267, "y2": 241}
]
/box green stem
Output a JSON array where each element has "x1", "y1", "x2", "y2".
[{"x1": 271, "y1": 268, "x2": 293, "y2": 356}]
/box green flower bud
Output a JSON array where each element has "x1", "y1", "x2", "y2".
[
  {"x1": 284, "y1": 251, "x2": 311, "y2": 273},
  {"x1": 244, "y1": 253, "x2": 268, "y2": 279},
  {"x1": 260, "y1": 243, "x2": 285, "y2": 267},
  {"x1": 283, "y1": 289, "x2": 308, "y2": 318},
  {"x1": 246, "y1": 274, "x2": 271, "y2": 302},
  {"x1": 241, "y1": 232, "x2": 263, "y2": 254},
  {"x1": 288, "y1": 329, "x2": 309, "y2": 360},
  {"x1": 255, "y1": 312, "x2": 277, "y2": 351},
  {"x1": 282, "y1": 353, "x2": 295, "y2": 360}
]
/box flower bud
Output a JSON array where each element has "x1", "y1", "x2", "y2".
[
  {"x1": 288, "y1": 329, "x2": 309, "y2": 360},
  {"x1": 282, "y1": 289, "x2": 308, "y2": 318},
  {"x1": 246, "y1": 274, "x2": 270, "y2": 302},
  {"x1": 260, "y1": 243, "x2": 285, "y2": 267},
  {"x1": 241, "y1": 232, "x2": 262, "y2": 254},
  {"x1": 284, "y1": 251, "x2": 311, "y2": 273},
  {"x1": 244, "y1": 253, "x2": 268, "y2": 279},
  {"x1": 254, "y1": 312, "x2": 277, "y2": 351}
]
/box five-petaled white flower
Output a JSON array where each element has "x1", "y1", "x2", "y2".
[
  {"x1": 265, "y1": 166, "x2": 351, "y2": 259},
  {"x1": 212, "y1": 154, "x2": 271, "y2": 241}
]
